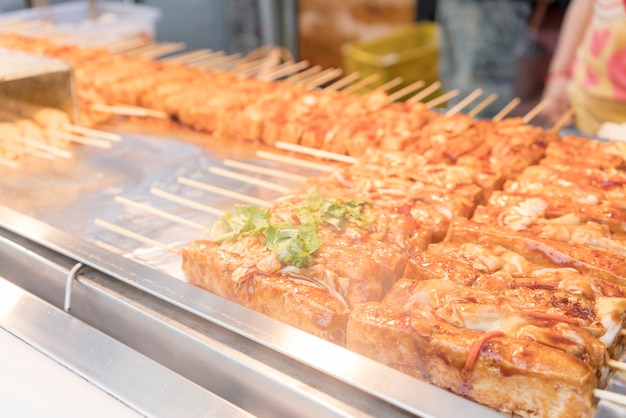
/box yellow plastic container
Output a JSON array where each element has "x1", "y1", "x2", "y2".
[{"x1": 342, "y1": 22, "x2": 439, "y2": 98}]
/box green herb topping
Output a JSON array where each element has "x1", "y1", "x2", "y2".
[{"x1": 208, "y1": 188, "x2": 370, "y2": 267}]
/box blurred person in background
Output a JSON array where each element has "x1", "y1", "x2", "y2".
[
  {"x1": 436, "y1": 0, "x2": 533, "y2": 117},
  {"x1": 541, "y1": 0, "x2": 626, "y2": 136}
]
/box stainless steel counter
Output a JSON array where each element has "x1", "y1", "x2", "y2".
[{"x1": 0, "y1": 126, "x2": 503, "y2": 418}]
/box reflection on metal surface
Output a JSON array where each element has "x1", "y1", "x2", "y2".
[
  {"x1": 0, "y1": 277, "x2": 254, "y2": 418},
  {"x1": 0, "y1": 278, "x2": 22, "y2": 319}
]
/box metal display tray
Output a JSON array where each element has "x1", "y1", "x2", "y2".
[{"x1": 0, "y1": 124, "x2": 506, "y2": 418}]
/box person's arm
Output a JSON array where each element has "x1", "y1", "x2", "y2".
[{"x1": 540, "y1": 0, "x2": 593, "y2": 126}]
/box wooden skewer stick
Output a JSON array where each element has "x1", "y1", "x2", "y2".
[
  {"x1": 285, "y1": 65, "x2": 323, "y2": 83},
  {"x1": 208, "y1": 167, "x2": 294, "y2": 194},
  {"x1": 256, "y1": 151, "x2": 337, "y2": 172},
  {"x1": 376, "y1": 77, "x2": 404, "y2": 94},
  {"x1": 136, "y1": 42, "x2": 187, "y2": 59},
  {"x1": 103, "y1": 36, "x2": 152, "y2": 53},
  {"x1": 13, "y1": 144, "x2": 54, "y2": 160},
  {"x1": 492, "y1": 97, "x2": 521, "y2": 122},
  {"x1": 324, "y1": 72, "x2": 360, "y2": 91},
  {"x1": 122, "y1": 41, "x2": 168, "y2": 56},
  {"x1": 211, "y1": 57, "x2": 250, "y2": 72},
  {"x1": 257, "y1": 61, "x2": 309, "y2": 82},
  {"x1": 195, "y1": 54, "x2": 243, "y2": 71},
  {"x1": 223, "y1": 159, "x2": 308, "y2": 182},
  {"x1": 522, "y1": 98, "x2": 550, "y2": 124},
  {"x1": 407, "y1": 81, "x2": 441, "y2": 103},
  {"x1": 64, "y1": 124, "x2": 121, "y2": 142},
  {"x1": 177, "y1": 177, "x2": 272, "y2": 207},
  {"x1": 388, "y1": 80, "x2": 426, "y2": 102},
  {"x1": 608, "y1": 359, "x2": 626, "y2": 372},
  {"x1": 0, "y1": 157, "x2": 19, "y2": 168},
  {"x1": 44, "y1": 130, "x2": 112, "y2": 149},
  {"x1": 92, "y1": 104, "x2": 170, "y2": 120},
  {"x1": 424, "y1": 89, "x2": 461, "y2": 109},
  {"x1": 594, "y1": 389, "x2": 626, "y2": 407},
  {"x1": 111, "y1": 39, "x2": 157, "y2": 55},
  {"x1": 235, "y1": 60, "x2": 279, "y2": 78},
  {"x1": 341, "y1": 73, "x2": 382, "y2": 94},
  {"x1": 184, "y1": 50, "x2": 225, "y2": 66},
  {"x1": 445, "y1": 88, "x2": 484, "y2": 116},
  {"x1": 467, "y1": 93, "x2": 498, "y2": 118},
  {"x1": 303, "y1": 68, "x2": 343, "y2": 89},
  {"x1": 550, "y1": 104, "x2": 577, "y2": 133},
  {"x1": 150, "y1": 187, "x2": 226, "y2": 216},
  {"x1": 161, "y1": 49, "x2": 212, "y2": 63},
  {"x1": 274, "y1": 141, "x2": 358, "y2": 164},
  {"x1": 94, "y1": 218, "x2": 181, "y2": 255},
  {"x1": 16, "y1": 137, "x2": 72, "y2": 159},
  {"x1": 232, "y1": 57, "x2": 269, "y2": 72},
  {"x1": 114, "y1": 196, "x2": 205, "y2": 231}
]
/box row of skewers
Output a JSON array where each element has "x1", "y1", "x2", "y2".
[
  {"x1": 7, "y1": 18, "x2": 626, "y2": 417},
  {"x1": 0, "y1": 95, "x2": 120, "y2": 167}
]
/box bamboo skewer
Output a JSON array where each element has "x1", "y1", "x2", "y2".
[
  {"x1": 0, "y1": 157, "x2": 19, "y2": 169},
  {"x1": 64, "y1": 124, "x2": 122, "y2": 142},
  {"x1": 222, "y1": 159, "x2": 308, "y2": 182},
  {"x1": 103, "y1": 36, "x2": 152, "y2": 53},
  {"x1": 208, "y1": 167, "x2": 294, "y2": 194},
  {"x1": 257, "y1": 61, "x2": 309, "y2": 82},
  {"x1": 303, "y1": 68, "x2": 344, "y2": 89},
  {"x1": 424, "y1": 89, "x2": 461, "y2": 109},
  {"x1": 150, "y1": 187, "x2": 226, "y2": 216},
  {"x1": 324, "y1": 72, "x2": 360, "y2": 91},
  {"x1": 387, "y1": 80, "x2": 426, "y2": 102},
  {"x1": 341, "y1": 73, "x2": 381, "y2": 94},
  {"x1": 114, "y1": 196, "x2": 205, "y2": 230},
  {"x1": 256, "y1": 151, "x2": 337, "y2": 172},
  {"x1": 195, "y1": 54, "x2": 243, "y2": 71},
  {"x1": 467, "y1": 93, "x2": 498, "y2": 118},
  {"x1": 9, "y1": 143, "x2": 54, "y2": 160},
  {"x1": 95, "y1": 218, "x2": 181, "y2": 255},
  {"x1": 111, "y1": 40, "x2": 157, "y2": 55},
  {"x1": 231, "y1": 57, "x2": 271, "y2": 74},
  {"x1": 235, "y1": 60, "x2": 280, "y2": 78},
  {"x1": 160, "y1": 49, "x2": 212, "y2": 63},
  {"x1": 550, "y1": 105, "x2": 577, "y2": 133},
  {"x1": 123, "y1": 42, "x2": 177, "y2": 58},
  {"x1": 608, "y1": 359, "x2": 626, "y2": 372},
  {"x1": 522, "y1": 98, "x2": 550, "y2": 124},
  {"x1": 92, "y1": 104, "x2": 170, "y2": 120},
  {"x1": 177, "y1": 177, "x2": 272, "y2": 207},
  {"x1": 285, "y1": 65, "x2": 323, "y2": 83},
  {"x1": 445, "y1": 88, "x2": 484, "y2": 116},
  {"x1": 184, "y1": 50, "x2": 226, "y2": 67},
  {"x1": 594, "y1": 389, "x2": 626, "y2": 407},
  {"x1": 3, "y1": 142, "x2": 53, "y2": 160},
  {"x1": 407, "y1": 81, "x2": 441, "y2": 103},
  {"x1": 274, "y1": 141, "x2": 358, "y2": 164},
  {"x1": 211, "y1": 57, "x2": 249, "y2": 72},
  {"x1": 44, "y1": 130, "x2": 112, "y2": 149},
  {"x1": 16, "y1": 137, "x2": 72, "y2": 159},
  {"x1": 492, "y1": 97, "x2": 521, "y2": 122},
  {"x1": 376, "y1": 77, "x2": 404, "y2": 94}
]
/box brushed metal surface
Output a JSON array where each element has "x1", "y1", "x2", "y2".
[{"x1": 0, "y1": 276, "x2": 253, "y2": 418}]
